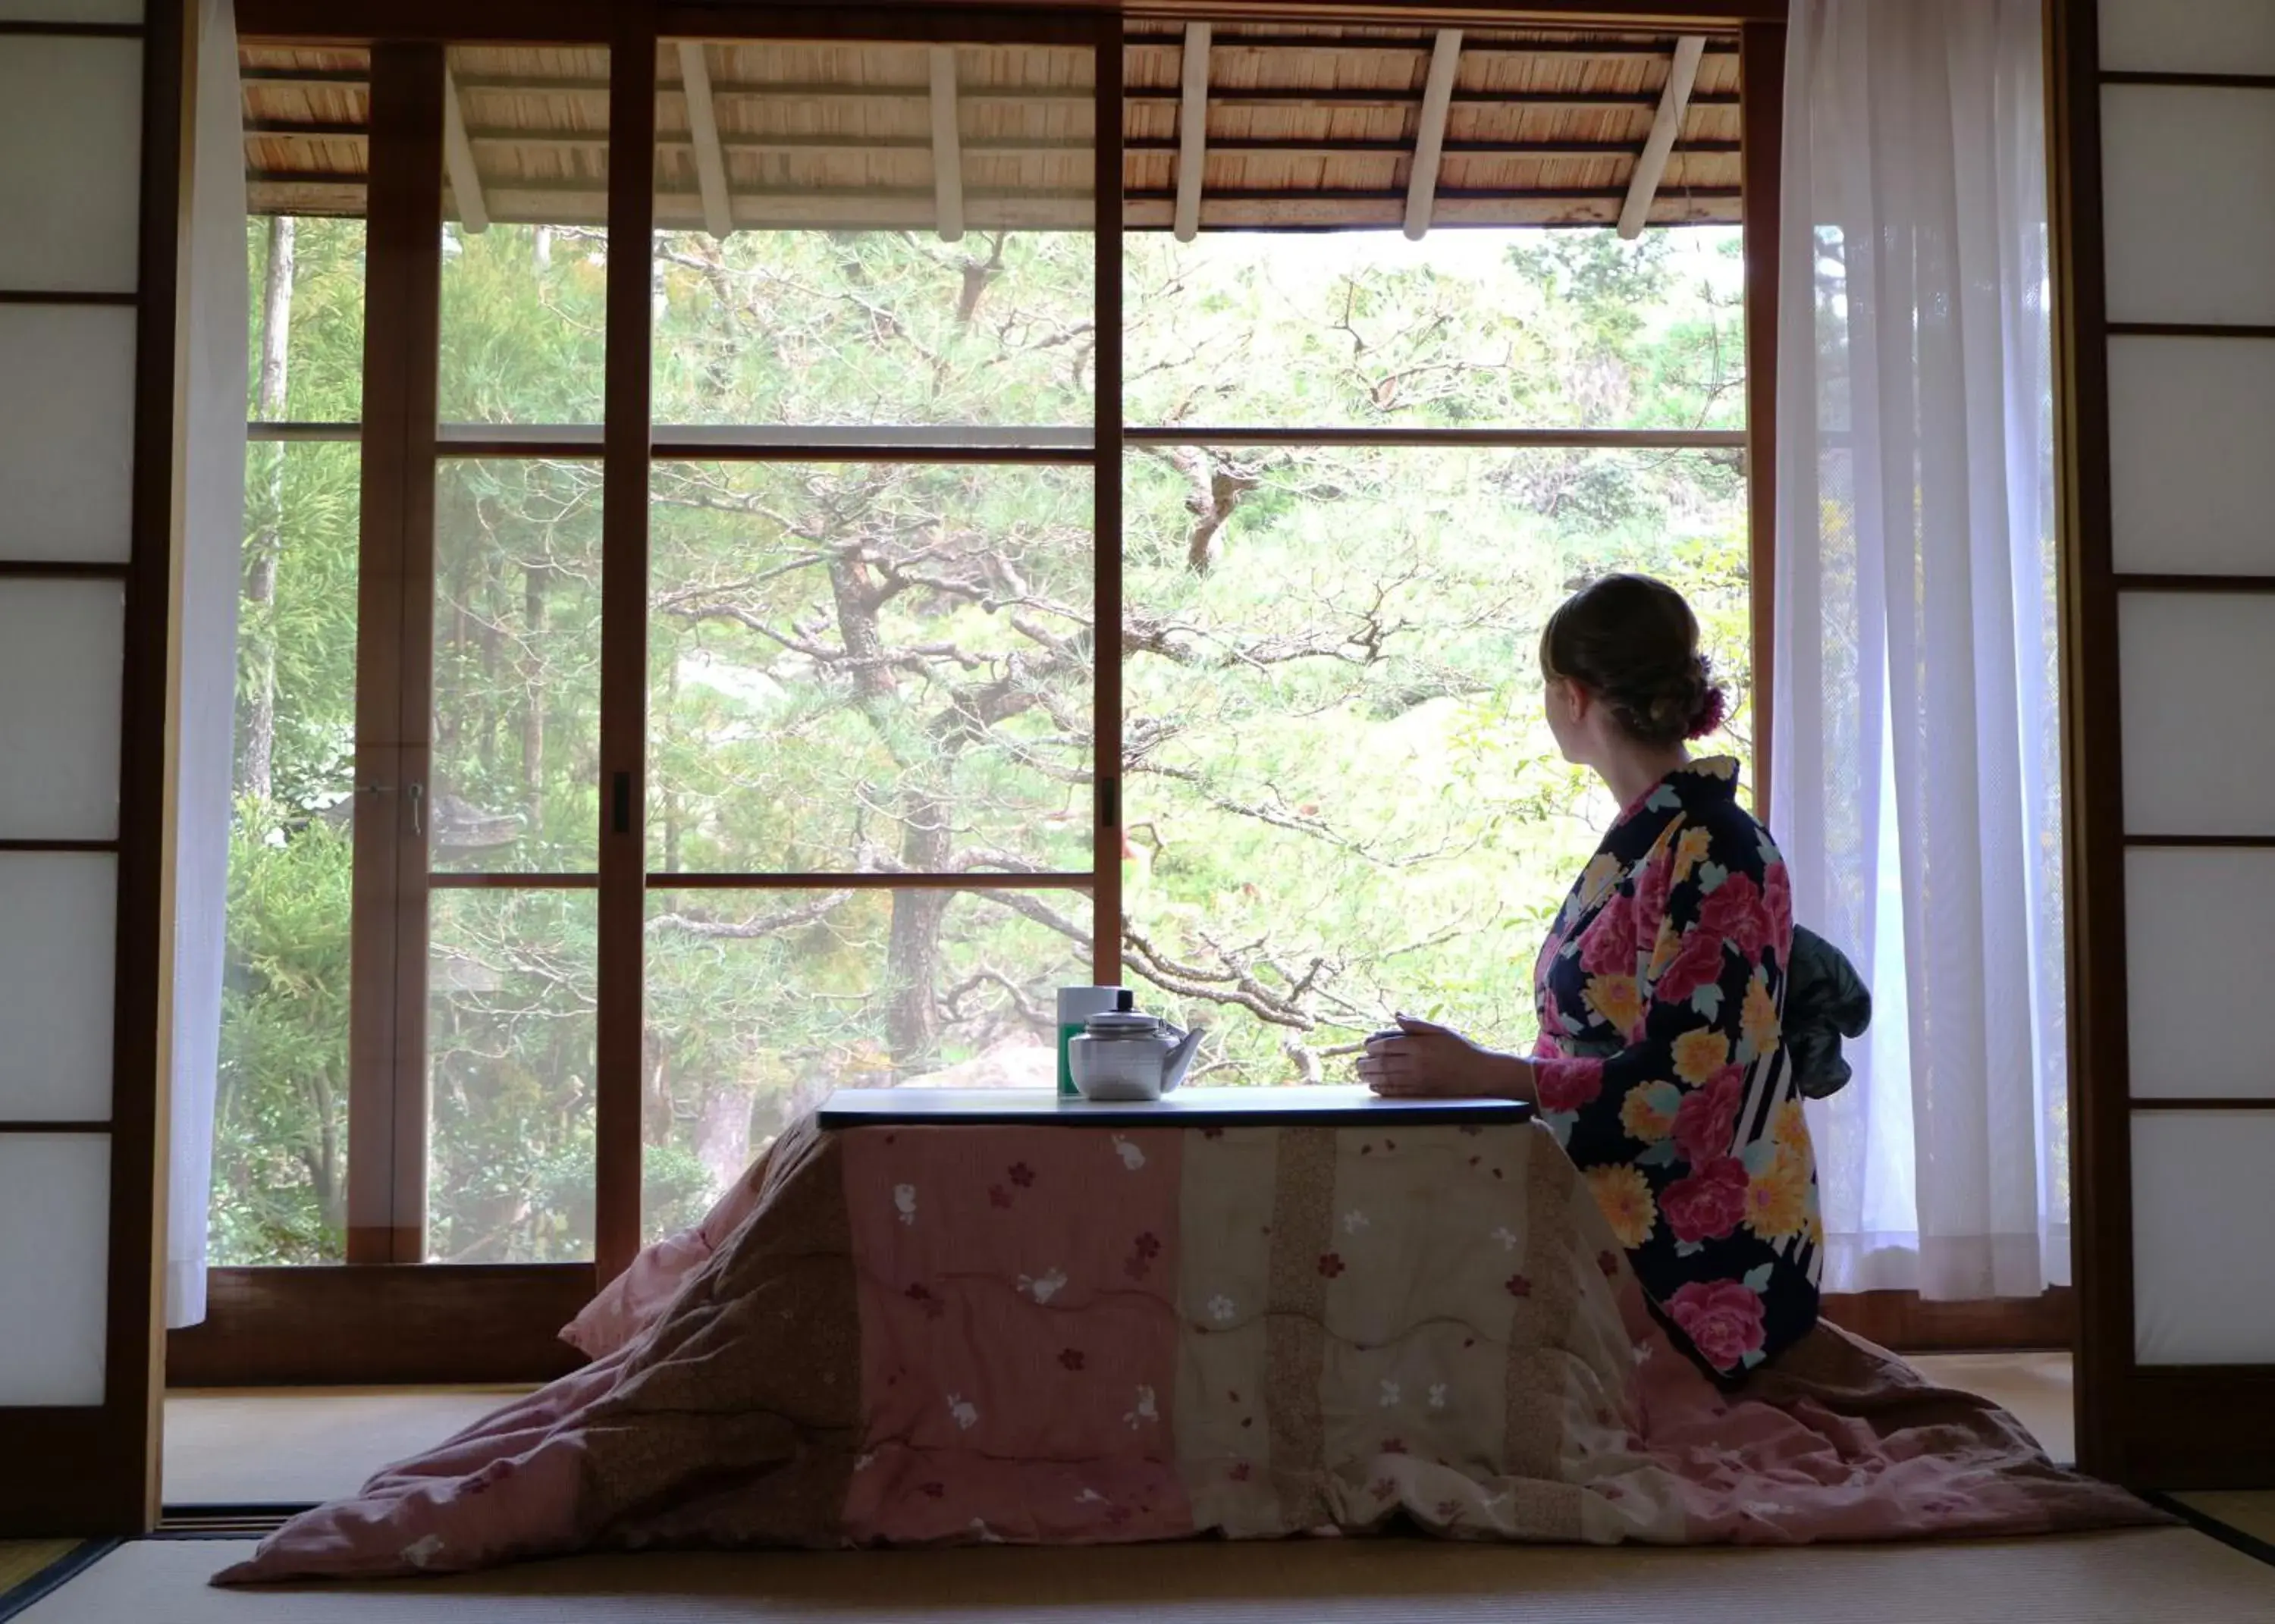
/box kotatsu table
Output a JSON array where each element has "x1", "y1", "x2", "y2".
[
  {"x1": 215, "y1": 1087, "x2": 2157, "y2": 1583},
  {"x1": 799, "y1": 1082, "x2": 1618, "y2": 1544}
]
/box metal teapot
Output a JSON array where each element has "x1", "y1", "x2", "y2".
[{"x1": 1065, "y1": 1011, "x2": 1202, "y2": 1102}]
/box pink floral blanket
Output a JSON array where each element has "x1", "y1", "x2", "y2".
[{"x1": 216, "y1": 1117, "x2": 2155, "y2": 1584}]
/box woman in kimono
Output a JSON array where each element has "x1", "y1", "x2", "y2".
[{"x1": 1358, "y1": 574, "x2": 1822, "y2": 1380}]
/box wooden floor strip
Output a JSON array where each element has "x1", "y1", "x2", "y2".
[{"x1": 0, "y1": 1541, "x2": 118, "y2": 1624}]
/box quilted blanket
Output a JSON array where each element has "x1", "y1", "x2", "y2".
[{"x1": 216, "y1": 1116, "x2": 2156, "y2": 1583}]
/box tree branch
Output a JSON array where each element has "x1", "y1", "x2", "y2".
[{"x1": 648, "y1": 892, "x2": 853, "y2": 940}]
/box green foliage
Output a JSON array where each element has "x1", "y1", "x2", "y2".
[
  {"x1": 215, "y1": 218, "x2": 1751, "y2": 1265},
  {"x1": 212, "y1": 807, "x2": 350, "y2": 1265}
]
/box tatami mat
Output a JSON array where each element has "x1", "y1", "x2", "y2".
[
  {"x1": 16, "y1": 1529, "x2": 2274, "y2": 1624},
  {"x1": 2164, "y1": 1489, "x2": 2275, "y2": 1572},
  {"x1": 160, "y1": 1357, "x2": 2074, "y2": 1513},
  {"x1": 2173, "y1": 1493, "x2": 2275, "y2": 1547},
  {"x1": 163, "y1": 1388, "x2": 530, "y2": 1506},
  {"x1": 1909, "y1": 1350, "x2": 2074, "y2": 1463}
]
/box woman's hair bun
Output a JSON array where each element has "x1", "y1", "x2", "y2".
[{"x1": 1539, "y1": 574, "x2": 1721, "y2": 749}]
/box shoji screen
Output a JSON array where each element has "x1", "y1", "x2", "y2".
[
  {"x1": 0, "y1": 0, "x2": 179, "y2": 1534},
  {"x1": 2058, "y1": 0, "x2": 2275, "y2": 1488}
]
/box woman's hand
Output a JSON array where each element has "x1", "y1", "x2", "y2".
[{"x1": 1357, "y1": 1014, "x2": 1536, "y2": 1100}]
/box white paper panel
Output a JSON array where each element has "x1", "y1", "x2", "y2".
[
  {"x1": 0, "y1": 304, "x2": 136, "y2": 561},
  {"x1": 2119, "y1": 594, "x2": 2275, "y2": 837},
  {"x1": 0, "y1": 854, "x2": 115, "y2": 1121},
  {"x1": 2126, "y1": 851, "x2": 2275, "y2": 1098},
  {"x1": 0, "y1": 2, "x2": 141, "y2": 18},
  {"x1": 2101, "y1": 0, "x2": 2275, "y2": 74},
  {"x1": 0, "y1": 1133, "x2": 108, "y2": 1404},
  {"x1": 2103, "y1": 86, "x2": 2275, "y2": 328},
  {"x1": 2110, "y1": 337, "x2": 2275, "y2": 575},
  {"x1": 0, "y1": 36, "x2": 142, "y2": 295},
  {"x1": 0, "y1": 579, "x2": 124, "y2": 840},
  {"x1": 2134, "y1": 1112, "x2": 2275, "y2": 1363}
]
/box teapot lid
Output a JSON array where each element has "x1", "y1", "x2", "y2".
[{"x1": 1082, "y1": 1011, "x2": 1163, "y2": 1038}]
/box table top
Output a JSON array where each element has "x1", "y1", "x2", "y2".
[{"x1": 814, "y1": 1085, "x2": 1534, "y2": 1130}]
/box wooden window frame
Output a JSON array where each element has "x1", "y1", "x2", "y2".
[
  {"x1": 188, "y1": 4, "x2": 1126, "y2": 1375},
  {"x1": 173, "y1": 0, "x2": 2073, "y2": 1392}
]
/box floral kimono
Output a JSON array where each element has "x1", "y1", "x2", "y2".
[{"x1": 1532, "y1": 757, "x2": 1822, "y2": 1379}]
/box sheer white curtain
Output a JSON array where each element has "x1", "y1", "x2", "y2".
[
  {"x1": 169, "y1": 0, "x2": 248, "y2": 1327},
  {"x1": 1771, "y1": 0, "x2": 2067, "y2": 1299}
]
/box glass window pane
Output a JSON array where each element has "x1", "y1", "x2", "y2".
[
  {"x1": 214, "y1": 801, "x2": 353, "y2": 1267},
  {"x1": 1121, "y1": 445, "x2": 1748, "y2": 1084},
  {"x1": 438, "y1": 45, "x2": 611, "y2": 428},
  {"x1": 212, "y1": 218, "x2": 366, "y2": 1265},
  {"x1": 241, "y1": 45, "x2": 373, "y2": 227},
  {"x1": 642, "y1": 886, "x2": 1090, "y2": 1237},
  {"x1": 246, "y1": 215, "x2": 368, "y2": 425},
  {"x1": 651, "y1": 39, "x2": 1096, "y2": 429},
  {"x1": 428, "y1": 888, "x2": 598, "y2": 1263},
  {"x1": 648, "y1": 460, "x2": 1095, "y2": 876},
  {"x1": 432, "y1": 458, "x2": 603, "y2": 872},
  {"x1": 1123, "y1": 227, "x2": 1746, "y2": 431}
]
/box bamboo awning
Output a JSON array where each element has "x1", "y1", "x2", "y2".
[{"x1": 240, "y1": 26, "x2": 1743, "y2": 234}]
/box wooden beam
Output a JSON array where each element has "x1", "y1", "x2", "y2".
[
  {"x1": 1619, "y1": 35, "x2": 1705, "y2": 238},
  {"x1": 1134, "y1": 34, "x2": 1743, "y2": 60},
  {"x1": 1131, "y1": 87, "x2": 1741, "y2": 108},
  {"x1": 441, "y1": 62, "x2": 487, "y2": 233},
  {"x1": 1172, "y1": 21, "x2": 1211, "y2": 243},
  {"x1": 249, "y1": 183, "x2": 1746, "y2": 233},
  {"x1": 1402, "y1": 29, "x2": 1462, "y2": 241},
  {"x1": 676, "y1": 41, "x2": 733, "y2": 239},
  {"x1": 166, "y1": 1266, "x2": 592, "y2": 1387},
  {"x1": 248, "y1": 66, "x2": 1742, "y2": 113},
  {"x1": 1822, "y1": 1288, "x2": 2076, "y2": 1354},
  {"x1": 246, "y1": 132, "x2": 1746, "y2": 162},
  {"x1": 232, "y1": 0, "x2": 1793, "y2": 39},
  {"x1": 929, "y1": 45, "x2": 964, "y2": 243}
]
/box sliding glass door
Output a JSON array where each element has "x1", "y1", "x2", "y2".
[
  {"x1": 635, "y1": 33, "x2": 1109, "y2": 1245},
  {"x1": 204, "y1": 11, "x2": 1788, "y2": 1378},
  {"x1": 218, "y1": 14, "x2": 1116, "y2": 1291}
]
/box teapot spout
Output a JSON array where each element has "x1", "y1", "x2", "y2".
[{"x1": 1161, "y1": 1025, "x2": 1203, "y2": 1093}]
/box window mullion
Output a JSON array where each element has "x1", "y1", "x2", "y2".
[
  {"x1": 1092, "y1": 14, "x2": 1125, "y2": 988},
  {"x1": 595, "y1": 14, "x2": 658, "y2": 1287},
  {"x1": 347, "y1": 42, "x2": 444, "y2": 1266}
]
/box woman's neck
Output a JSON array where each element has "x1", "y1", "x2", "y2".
[{"x1": 1599, "y1": 745, "x2": 1692, "y2": 811}]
